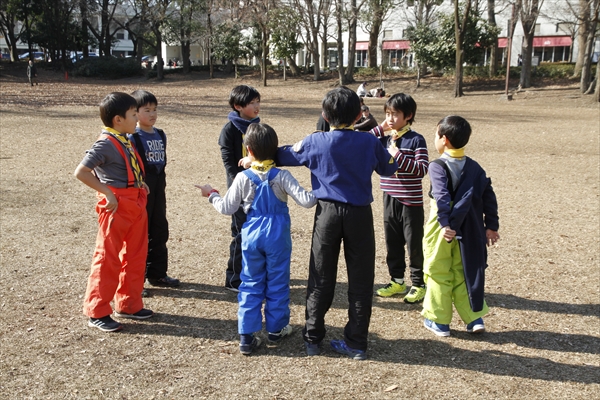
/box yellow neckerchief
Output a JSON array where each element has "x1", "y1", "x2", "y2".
[
  {"x1": 250, "y1": 159, "x2": 275, "y2": 172},
  {"x1": 444, "y1": 147, "x2": 466, "y2": 158},
  {"x1": 390, "y1": 123, "x2": 412, "y2": 139},
  {"x1": 104, "y1": 126, "x2": 144, "y2": 187},
  {"x1": 330, "y1": 125, "x2": 354, "y2": 131}
]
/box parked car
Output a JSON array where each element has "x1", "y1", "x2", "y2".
[
  {"x1": 141, "y1": 55, "x2": 155, "y2": 68},
  {"x1": 70, "y1": 52, "x2": 98, "y2": 63},
  {"x1": 18, "y1": 52, "x2": 45, "y2": 61}
]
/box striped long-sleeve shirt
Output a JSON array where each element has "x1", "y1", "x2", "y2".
[{"x1": 370, "y1": 125, "x2": 429, "y2": 206}]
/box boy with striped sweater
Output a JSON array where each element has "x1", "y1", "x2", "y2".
[{"x1": 370, "y1": 93, "x2": 429, "y2": 303}]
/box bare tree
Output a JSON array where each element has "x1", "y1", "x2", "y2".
[
  {"x1": 344, "y1": 0, "x2": 368, "y2": 83},
  {"x1": 580, "y1": 0, "x2": 599, "y2": 93},
  {"x1": 519, "y1": 0, "x2": 544, "y2": 89},
  {"x1": 487, "y1": 0, "x2": 499, "y2": 76},
  {"x1": 453, "y1": 0, "x2": 473, "y2": 97},
  {"x1": 361, "y1": 0, "x2": 397, "y2": 69},
  {"x1": 0, "y1": 0, "x2": 26, "y2": 61},
  {"x1": 293, "y1": 0, "x2": 326, "y2": 81}
]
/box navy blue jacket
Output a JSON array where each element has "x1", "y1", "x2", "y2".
[{"x1": 430, "y1": 157, "x2": 499, "y2": 312}]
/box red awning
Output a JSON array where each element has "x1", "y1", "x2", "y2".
[
  {"x1": 356, "y1": 42, "x2": 368, "y2": 50},
  {"x1": 533, "y1": 36, "x2": 572, "y2": 47},
  {"x1": 382, "y1": 40, "x2": 410, "y2": 50},
  {"x1": 498, "y1": 38, "x2": 509, "y2": 48}
]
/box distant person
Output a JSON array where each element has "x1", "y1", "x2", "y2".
[
  {"x1": 371, "y1": 93, "x2": 429, "y2": 304},
  {"x1": 218, "y1": 85, "x2": 261, "y2": 292},
  {"x1": 368, "y1": 88, "x2": 384, "y2": 98},
  {"x1": 27, "y1": 60, "x2": 37, "y2": 86},
  {"x1": 357, "y1": 81, "x2": 368, "y2": 97},
  {"x1": 74, "y1": 92, "x2": 153, "y2": 332},
  {"x1": 422, "y1": 115, "x2": 499, "y2": 337},
  {"x1": 197, "y1": 123, "x2": 317, "y2": 355},
  {"x1": 354, "y1": 105, "x2": 378, "y2": 131},
  {"x1": 276, "y1": 87, "x2": 398, "y2": 360},
  {"x1": 129, "y1": 90, "x2": 179, "y2": 294}
]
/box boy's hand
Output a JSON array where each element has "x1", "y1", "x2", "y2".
[
  {"x1": 194, "y1": 184, "x2": 215, "y2": 198},
  {"x1": 387, "y1": 143, "x2": 398, "y2": 157},
  {"x1": 380, "y1": 120, "x2": 390, "y2": 131},
  {"x1": 238, "y1": 156, "x2": 254, "y2": 169},
  {"x1": 442, "y1": 226, "x2": 456, "y2": 242},
  {"x1": 102, "y1": 191, "x2": 119, "y2": 213},
  {"x1": 486, "y1": 229, "x2": 500, "y2": 246},
  {"x1": 142, "y1": 182, "x2": 150, "y2": 195}
]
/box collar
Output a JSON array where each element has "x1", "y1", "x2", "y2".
[
  {"x1": 444, "y1": 148, "x2": 466, "y2": 158},
  {"x1": 103, "y1": 126, "x2": 128, "y2": 138},
  {"x1": 391, "y1": 124, "x2": 411, "y2": 139},
  {"x1": 330, "y1": 125, "x2": 354, "y2": 131},
  {"x1": 250, "y1": 159, "x2": 275, "y2": 172}
]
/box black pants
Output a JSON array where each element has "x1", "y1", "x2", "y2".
[
  {"x1": 145, "y1": 171, "x2": 169, "y2": 280},
  {"x1": 302, "y1": 200, "x2": 375, "y2": 351},
  {"x1": 382, "y1": 193, "x2": 424, "y2": 287},
  {"x1": 226, "y1": 206, "x2": 246, "y2": 289}
]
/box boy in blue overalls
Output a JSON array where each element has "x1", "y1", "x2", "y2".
[{"x1": 197, "y1": 123, "x2": 316, "y2": 355}]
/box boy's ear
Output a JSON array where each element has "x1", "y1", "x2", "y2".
[
  {"x1": 234, "y1": 104, "x2": 243, "y2": 112},
  {"x1": 321, "y1": 111, "x2": 329, "y2": 123}
]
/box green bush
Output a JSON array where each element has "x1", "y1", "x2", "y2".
[
  {"x1": 71, "y1": 57, "x2": 142, "y2": 79},
  {"x1": 533, "y1": 62, "x2": 575, "y2": 78}
]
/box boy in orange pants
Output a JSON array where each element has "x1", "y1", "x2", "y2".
[{"x1": 74, "y1": 92, "x2": 154, "y2": 332}]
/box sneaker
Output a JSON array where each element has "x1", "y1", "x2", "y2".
[
  {"x1": 141, "y1": 288, "x2": 149, "y2": 297},
  {"x1": 330, "y1": 339, "x2": 367, "y2": 360},
  {"x1": 88, "y1": 316, "x2": 123, "y2": 332},
  {"x1": 376, "y1": 280, "x2": 408, "y2": 297},
  {"x1": 268, "y1": 324, "x2": 293, "y2": 343},
  {"x1": 404, "y1": 286, "x2": 426, "y2": 303},
  {"x1": 466, "y1": 318, "x2": 485, "y2": 333},
  {"x1": 424, "y1": 318, "x2": 450, "y2": 337},
  {"x1": 147, "y1": 276, "x2": 180, "y2": 287},
  {"x1": 305, "y1": 341, "x2": 322, "y2": 356},
  {"x1": 239, "y1": 334, "x2": 261, "y2": 355},
  {"x1": 114, "y1": 308, "x2": 154, "y2": 320}
]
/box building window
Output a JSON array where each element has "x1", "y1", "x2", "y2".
[
  {"x1": 383, "y1": 30, "x2": 393, "y2": 39},
  {"x1": 355, "y1": 50, "x2": 368, "y2": 67},
  {"x1": 116, "y1": 31, "x2": 125, "y2": 40},
  {"x1": 556, "y1": 23, "x2": 573, "y2": 34},
  {"x1": 534, "y1": 24, "x2": 541, "y2": 34}
]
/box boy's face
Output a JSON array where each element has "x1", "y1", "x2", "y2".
[
  {"x1": 362, "y1": 109, "x2": 370, "y2": 118},
  {"x1": 385, "y1": 107, "x2": 411, "y2": 131},
  {"x1": 113, "y1": 107, "x2": 138, "y2": 134},
  {"x1": 434, "y1": 127, "x2": 446, "y2": 155},
  {"x1": 137, "y1": 102, "x2": 157, "y2": 129},
  {"x1": 235, "y1": 98, "x2": 260, "y2": 120}
]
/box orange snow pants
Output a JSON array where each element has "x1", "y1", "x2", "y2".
[{"x1": 83, "y1": 187, "x2": 148, "y2": 318}]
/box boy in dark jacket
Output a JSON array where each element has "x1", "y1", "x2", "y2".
[
  {"x1": 218, "y1": 85, "x2": 261, "y2": 292},
  {"x1": 422, "y1": 115, "x2": 499, "y2": 337}
]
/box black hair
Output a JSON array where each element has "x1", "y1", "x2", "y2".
[
  {"x1": 131, "y1": 89, "x2": 158, "y2": 109},
  {"x1": 437, "y1": 115, "x2": 472, "y2": 149},
  {"x1": 384, "y1": 93, "x2": 417, "y2": 124},
  {"x1": 245, "y1": 122, "x2": 278, "y2": 161},
  {"x1": 361, "y1": 105, "x2": 369, "y2": 111},
  {"x1": 229, "y1": 85, "x2": 261, "y2": 111},
  {"x1": 322, "y1": 86, "x2": 361, "y2": 127},
  {"x1": 99, "y1": 92, "x2": 137, "y2": 128}
]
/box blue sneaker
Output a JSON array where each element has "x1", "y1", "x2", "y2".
[
  {"x1": 424, "y1": 318, "x2": 450, "y2": 337},
  {"x1": 305, "y1": 341, "x2": 322, "y2": 356},
  {"x1": 466, "y1": 318, "x2": 485, "y2": 333},
  {"x1": 239, "y1": 334, "x2": 261, "y2": 355},
  {"x1": 330, "y1": 339, "x2": 367, "y2": 360}
]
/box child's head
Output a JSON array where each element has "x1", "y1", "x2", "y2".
[
  {"x1": 361, "y1": 105, "x2": 370, "y2": 118},
  {"x1": 436, "y1": 115, "x2": 472, "y2": 151},
  {"x1": 245, "y1": 123, "x2": 278, "y2": 161},
  {"x1": 322, "y1": 87, "x2": 361, "y2": 127},
  {"x1": 229, "y1": 85, "x2": 261, "y2": 120},
  {"x1": 99, "y1": 92, "x2": 138, "y2": 130},
  {"x1": 131, "y1": 90, "x2": 157, "y2": 109},
  {"x1": 384, "y1": 93, "x2": 416, "y2": 131},
  {"x1": 131, "y1": 90, "x2": 158, "y2": 129}
]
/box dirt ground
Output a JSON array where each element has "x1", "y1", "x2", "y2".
[{"x1": 0, "y1": 65, "x2": 598, "y2": 399}]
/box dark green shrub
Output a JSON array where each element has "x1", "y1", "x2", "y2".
[{"x1": 72, "y1": 57, "x2": 142, "y2": 79}]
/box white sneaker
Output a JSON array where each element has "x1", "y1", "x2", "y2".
[{"x1": 268, "y1": 324, "x2": 293, "y2": 343}]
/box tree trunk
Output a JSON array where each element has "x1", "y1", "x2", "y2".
[
  {"x1": 287, "y1": 56, "x2": 301, "y2": 76},
  {"x1": 182, "y1": 40, "x2": 191, "y2": 73},
  {"x1": 487, "y1": 0, "x2": 498, "y2": 77},
  {"x1": 336, "y1": 0, "x2": 346, "y2": 85},
  {"x1": 344, "y1": 0, "x2": 359, "y2": 83},
  {"x1": 573, "y1": 0, "x2": 590, "y2": 78},
  {"x1": 262, "y1": 26, "x2": 268, "y2": 86},
  {"x1": 594, "y1": 60, "x2": 600, "y2": 101},
  {"x1": 156, "y1": 29, "x2": 164, "y2": 80},
  {"x1": 208, "y1": 15, "x2": 214, "y2": 79},
  {"x1": 519, "y1": 33, "x2": 534, "y2": 88},
  {"x1": 311, "y1": 28, "x2": 320, "y2": 81},
  {"x1": 580, "y1": 4, "x2": 598, "y2": 93},
  {"x1": 368, "y1": 8, "x2": 383, "y2": 69}
]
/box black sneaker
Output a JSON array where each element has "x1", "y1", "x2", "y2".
[
  {"x1": 225, "y1": 284, "x2": 240, "y2": 293},
  {"x1": 268, "y1": 324, "x2": 293, "y2": 343},
  {"x1": 113, "y1": 308, "x2": 154, "y2": 320},
  {"x1": 239, "y1": 334, "x2": 261, "y2": 355},
  {"x1": 88, "y1": 316, "x2": 123, "y2": 332},
  {"x1": 147, "y1": 276, "x2": 180, "y2": 287}
]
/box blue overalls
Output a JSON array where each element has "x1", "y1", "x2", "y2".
[{"x1": 238, "y1": 168, "x2": 292, "y2": 335}]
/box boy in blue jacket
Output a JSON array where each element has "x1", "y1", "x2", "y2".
[
  {"x1": 276, "y1": 87, "x2": 398, "y2": 360},
  {"x1": 422, "y1": 115, "x2": 500, "y2": 337}
]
